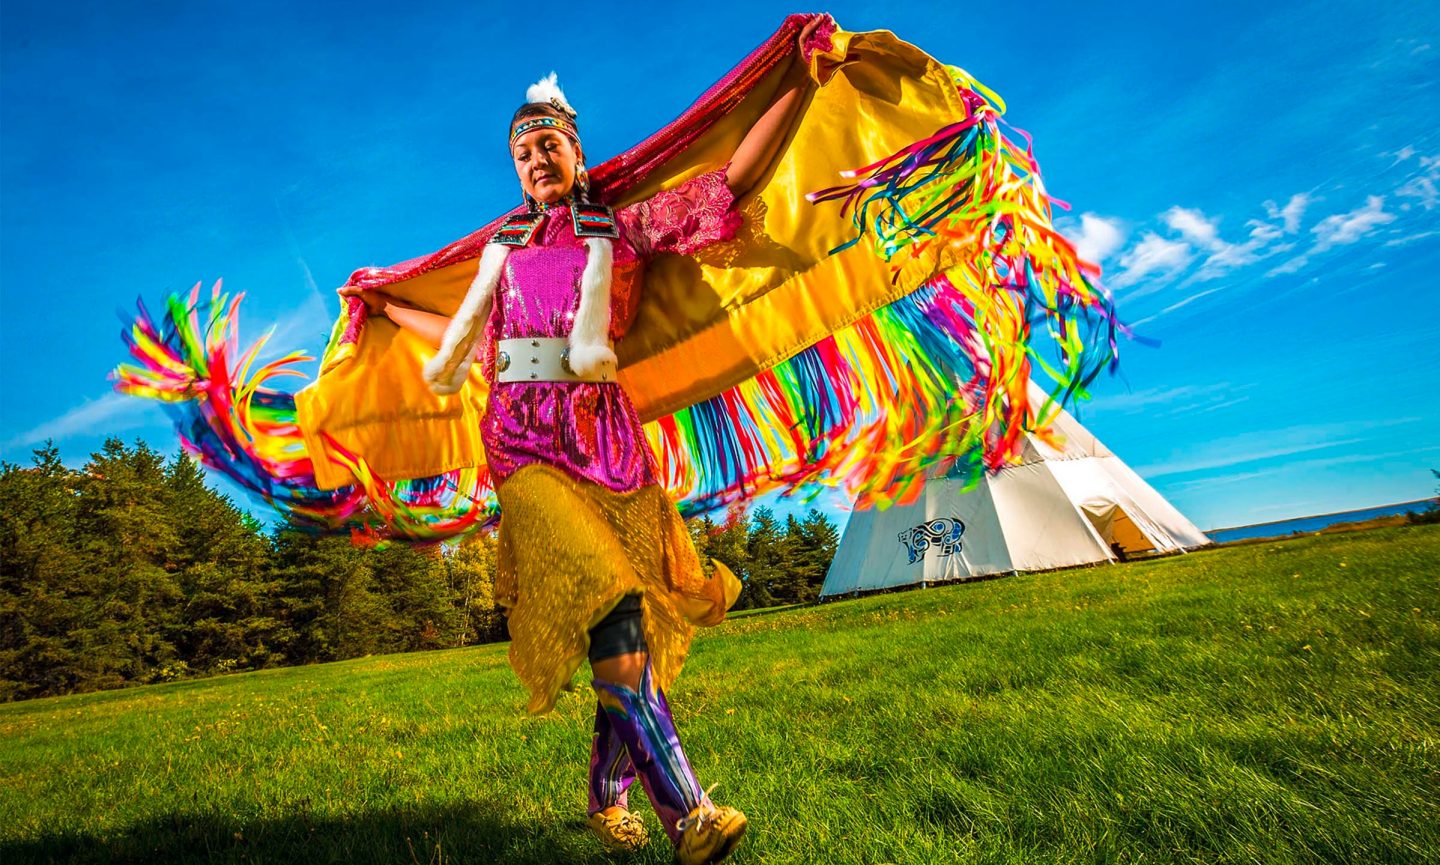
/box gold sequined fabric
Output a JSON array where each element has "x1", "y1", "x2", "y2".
[{"x1": 495, "y1": 464, "x2": 740, "y2": 713}]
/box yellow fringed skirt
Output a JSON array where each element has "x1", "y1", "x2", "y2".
[{"x1": 494, "y1": 464, "x2": 741, "y2": 713}]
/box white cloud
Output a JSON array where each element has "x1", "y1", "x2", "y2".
[
  {"x1": 1162, "y1": 207, "x2": 1223, "y2": 251},
  {"x1": 1089, "y1": 383, "x2": 1251, "y2": 417},
  {"x1": 1244, "y1": 220, "x2": 1285, "y2": 245},
  {"x1": 2, "y1": 392, "x2": 163, "y2": 452},
  {"x1": 1310, "y1": 195, "x2": 1396, "y2": 254},
  {"x1": 1268, "y1": 195, "x2": 1396, "y2": 276},
  {"x1": 1263, "y1": 193, "x2": 1311, "y2": 234},
  {"x1": 259, "y1": 287, "x2": 331, "y2": 362},
  {"x1": 1268, "y1": 255, "x2": 1308, "y2": 276},
  {"x1": 1384, "y1": 230, "x2": 1439, "y2": 247},
  {"x1": 1067, "y1": 213, "x2": 1126, "y2": 264},
  {"x1": 1132, "y1": 286, "x2": 1225, "y2": 326},
  {"x1": 1164, "y1": 443, "x2": 1440, "y2": 493},
  {"x1": 1111, "y1": 232, "x2": 1194, "y2": 291},
  {"x1": 1088, "y1": 383, "x2": 1234, "y2": 413},
  {"x1": 1162, "y1": 205, "x2": 1292, "y2": 283},
  {"x1": 1397, "y1": 175, "x2": 1438, "y2": 210}
]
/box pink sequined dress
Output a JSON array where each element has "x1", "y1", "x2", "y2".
[{"x1": 486, "y1": 168, "x2": 745, "y2": 713}]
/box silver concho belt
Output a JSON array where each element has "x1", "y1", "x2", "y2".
[{"x1": 495, "y1": 337, "x2": 617, "y2": 383}]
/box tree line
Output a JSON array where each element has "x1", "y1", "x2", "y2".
[{"x1": 0, "y1": 439, "x2": 838, "y2": 701}]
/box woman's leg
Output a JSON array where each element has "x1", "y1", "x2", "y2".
[
  {"x1": 584, "y1": 598, "x2": 649, "y2": 851},
  {"x1": 588, "y1": 695, "x2": 637, "y2": 815},
  {"x1": 587, "y1": 598, "x2": 645, "y2": 815},
  {"x1": 591, "y1": 654, "x2": 710, "y2": 845},
  {"x1": 588, "y1": 596, "x2": 745, "y2": 862}
]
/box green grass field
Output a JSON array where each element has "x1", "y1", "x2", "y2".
[{"x1": 3, "y1": 525, "x2": 1438, "y2": 865}]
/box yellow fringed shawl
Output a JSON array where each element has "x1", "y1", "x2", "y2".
[{"x1": 296, "y1": 23, "x2": 967, "y2": 491}]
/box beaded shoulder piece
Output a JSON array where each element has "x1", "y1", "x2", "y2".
[
  {"x1": 490, "y1": 212, "x2": 546, "y2": 247},
  {"x1": 570, "y1": 202, "x2": 619, "y2": 239},
  {"x1": 489, "y1": 204, "x2": 617, "y2": 246}
]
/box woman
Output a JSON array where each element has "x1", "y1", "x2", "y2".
[
  {"x1": 344, "y1": 19, "x2": 824, "y2": 863},
  {"x1": 118, "y1": 15, "x2": 1123, "y2": 860}
]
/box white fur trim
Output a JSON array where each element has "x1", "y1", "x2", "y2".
[
  {"x1": 423, "y1": 243, "x2": 510, "y2": 395},
  {"x1": 567, "y1": 237, "x2": 616, "y2": 376},
  {"x1": 526, "y1": 72, "x2": 574, "y2": 115}
]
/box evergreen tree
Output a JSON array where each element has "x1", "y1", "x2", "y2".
[
  {"x1": 369, "y1": 543, "x2": 461, "y2": 651},
  {"x1": 0, "y1": 443, "x2": 89, "y2": 699},
  {"x1": 165, "y1": 450, "x2": 288, "y2": 673},
  {"x1": 740, "y1": 507, "x2": 785, "y2": 609},
  {"x1": 3, "y1": 436, "x2": 853, "y2": 699},
  {"x1": 70, "y1": 439, "x2": 186, "y2": 685},
  {"x1": 792, "y1": 508, "x2": 840, "y2": 602},
  {"x1": 268, "y1": 529, "x2": 355, "y2": 663}
]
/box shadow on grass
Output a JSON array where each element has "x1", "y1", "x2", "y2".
[{"x1": 3, "y1": 799, "x2": 653, "y2": 865}]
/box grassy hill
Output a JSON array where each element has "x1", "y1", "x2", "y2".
[{"x1": 3, "y1": 525, "x2": 1437, "y2": 865}]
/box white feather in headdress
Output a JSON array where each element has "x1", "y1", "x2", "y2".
[{"x1": 525, "y1": 72, "x2": 575, "y2": 117}]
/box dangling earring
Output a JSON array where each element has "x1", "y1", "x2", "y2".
[{"x1": 575, "y1": 163, "x2": 591, "y2": 202}]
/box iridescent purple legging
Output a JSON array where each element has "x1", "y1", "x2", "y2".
[
  {"x1": 586, "y1": 594, "x2": 646, "y2": 817},
  {"x1": 592, "y1": 662, "x2": 709, "y2": 844}
]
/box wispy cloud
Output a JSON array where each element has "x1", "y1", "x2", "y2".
[
  {"x1": 1165, "y1": 467, "x2": 1278, "y2": 493},
  {"x1": 1268, "y1": 195, "x2": 1397, "y2": 276},
  {"x1": 1066, "y1": 213, "x2": 1126, "y2": 264},
  {"x1": 1397, "y1": 176, "x2": 1438, "y2": 210},
  {"x1": 1162, "y1": 207, "x2": 1223, "y2": 251},
  {"x1": 1089, "y1": 383, "x2": 1235, "y2": 413},
  {"x1": 261, "y1": 198, "x2": 336, "y2": 364},
  {"x1": 1111, "y1": 232, "x2": 1193, "y2": 292},
  {"x1": 1168, "y1": 205, "x2": 1289, "y2": 282},
  {"x1": 1384, "y1": 229, "x2": 1439, "y2": 247},
  {"x1": 257, "y1": 280, "x2": 331, "y2": 363},
  {"x1": 1264, "y1": 193, "x2": 1312, "y2": 234},
  {"x1": 1395, "y1": 151, "x2": 1439, "y2": 211},
  {"x1": 1, "y1": 392, "x2": 163, "y2": 453},
  {"x1": 1106, "y1": 150, "x2": 1427, "y2": 313},
  {"x1": 1112, "y1": 193, "x2": 1309, "y2": 294},
  {"x1": 1311, "y1": 195, "x2": 1397, "y2": 253},
  {"x1": 1163, "y1": 443, "x2": 1440, "y2": 493},
  {"x1": 1134, "y1": 417, "x2": 1419, "y2": 479},
  {"x1": 1130, "y1": 286, "x2": 1224, "y2": 327}
]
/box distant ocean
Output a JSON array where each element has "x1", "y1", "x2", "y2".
[{"x1": 1206, "y1": 501, "x2": 1432, "y2": 544}]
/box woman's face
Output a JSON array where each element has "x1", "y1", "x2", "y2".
[{"x1": 512, "y1": 126, "x2": 580, "y2": 204}]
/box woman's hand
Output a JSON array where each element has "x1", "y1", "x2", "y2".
[
  {"x1": 338, "y1": 288, "x2": 458, "y2": 351},
  {"x1": 338, "y1": 286, "x2": 395, "y2": 317},
  {"x1": 795, "y1": 16, "x2": 824, "y2": 65}
]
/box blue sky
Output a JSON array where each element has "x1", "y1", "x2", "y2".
[{"x1": 2, "y1": 0, "x2": 1437, "y2": 531}]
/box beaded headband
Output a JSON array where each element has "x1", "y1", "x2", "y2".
[{"x1": 509, "y1": 113, "x2": 580, "y2": 145}]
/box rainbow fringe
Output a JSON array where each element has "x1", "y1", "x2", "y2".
[
  {"x1": 687, "y1": 64, "x2": 1128, "y2": 510},
  {"x1": 113, "y1": 65, "x2": 1125, "y2": 536},
  {"x1": 113, "y1": 282, "x2": 498, "y2": 541},
  {"x1": 648, "y1": 277, "x2": 991, "y2": 514}
]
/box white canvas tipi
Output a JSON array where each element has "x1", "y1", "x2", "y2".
[{"x1": 820, "y1": 394, "x2": 1210, "y2": 597}]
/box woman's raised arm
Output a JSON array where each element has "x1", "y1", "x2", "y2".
[{"x1": 724, "y1": 17, "x2": 824, "y2": 198}]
